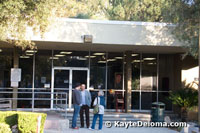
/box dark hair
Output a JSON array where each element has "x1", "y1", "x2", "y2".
[{"x1": 75, "y1": 83, "x2": 81, "y2": 87}]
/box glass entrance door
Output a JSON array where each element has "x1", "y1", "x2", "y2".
[{"x1": 51, "y1": 67, "x2": 89, "y2": 110}]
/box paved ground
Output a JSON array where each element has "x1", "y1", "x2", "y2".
[{"x1": 44, "y1": 125, "x2": 178, "y2": 133}]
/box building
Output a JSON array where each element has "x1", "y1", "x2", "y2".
[{"x1": 0, "y1": 18, "x2": 187, "y2": 112}]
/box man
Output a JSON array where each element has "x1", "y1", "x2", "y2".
[
  {"x1": 80, "y1": 84, "x2": 91, "y2": 128},
  {"x1": 72, "y1": 83, "x2": 82, "y2": 129}
]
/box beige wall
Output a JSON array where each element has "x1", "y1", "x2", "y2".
[
  {"x1": 26, "y1": 18, "x2": 184, "y2": 47},
  {"x1": 182, "y1": 66, "x2": 198, "y2": 89}
]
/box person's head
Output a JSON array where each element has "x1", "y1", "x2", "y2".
[
  {"x1": 75, "y1": 83, "x2": 81, "y2": 90},
  {"x1": 81, "y1": 84, "x2": 86, "y2": 91},
  {"x1": 98, "y1": 90, "x2": 104, "y2": 96}
]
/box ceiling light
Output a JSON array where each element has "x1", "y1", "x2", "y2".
[
  {"x1": 107, "y1": 59, "x2": 116, "y2": 62},
  {"x1": 98, "y1": 61, "x2": 106, "y2": 63},
  {"x1": 55, "y1": 54, "x2": 65, "y2": 57},
  {"x1": 26, "y1": 50, "x2": 37, "y2": 53},
  {"x1": 132, "y1": 54, "x2": 138, "y2": 56},
  {"x1": 144, "y1": 58, "x2": 156, "y2": 60},
  {"x1": 115, "y1": 57, "x2": 123, "y2": 59},
  {"x1": 49, "y1": 57, "x2": 59, "y2": 60},
  {"x1": 85, "y1": 56, "x2": 96, "y2": 58},
  {"x1": 20, "y1": 56, "x2": 30, "y2": 59},
  {"x1": 0, "y1": 49, "x2": 2, "y2": 52},
  {"x1": 93, "y1": 53, "x2": 105, "y2": 56},
  {"x1": 78, "y1": 58, "x2": 87, "y2": 60},
  {"x1": 60, "y1": 52, "x2": 72, "y2": 54},
  {"x1": 26, "y1": 53, "x2": 33, "y2": 56}
]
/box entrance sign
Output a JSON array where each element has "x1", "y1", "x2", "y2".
[{"x1": 11, "y1": 68, "x2": 21, "y2": 87}]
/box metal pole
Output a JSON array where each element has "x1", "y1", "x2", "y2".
[{"x1": 32, "y1": 52, "x2": 35, "y2": 111}]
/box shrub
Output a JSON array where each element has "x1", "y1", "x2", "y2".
[
  {"x1": 0, "y1": 123, "x2": 12, "y2": 133},
  {"x1": 18, "y1": 112, "x2": 47, "y2": 133},
  {"x1": 0, "y1": 111, "x2": 47, "y2": 133}
]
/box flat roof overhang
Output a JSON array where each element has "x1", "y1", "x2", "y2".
[{"x1": 0, "y1": 41, "x2": 186, "y2": 54}]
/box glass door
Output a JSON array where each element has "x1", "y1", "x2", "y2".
[{"x1": 51, "y1": 67, "x2": 89, "y2": 110}]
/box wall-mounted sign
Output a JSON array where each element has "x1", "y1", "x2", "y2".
[
  {"x1": 11, "y1": 68, "x2": 21, "y2": 82},
  {"x1": 11, "y1": 68, "x2": 21, "y2": 87}
]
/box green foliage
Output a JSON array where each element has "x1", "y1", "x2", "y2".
[
  {"x1": 169, "y1": 85, "x2": 198, "y2": 110},
  {"x1": 18, "y1": 112, "x2": 47, "y2": 133},
  {"x1": 0, "y1": 123, "x2": 12, "y2": 133},
  {"x1": 0, "y1": 0, "x2": 67, "y2": 49},
  {"x1": 0, "y1": 111, "x2": 47, "y2": 133},
  {"x1": 0, "y1": 111, "x2": 17, "y2": 127}
]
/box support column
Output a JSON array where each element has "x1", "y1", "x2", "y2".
[
  {"x1": 12, "y1": 47, "x2": 19, "y2": 109},
  {"x1": 173, "y1": 54, "x2": 182, "y2": 114},
  {"x1": 125, "y1": 51, "x2": 132, "y2": 113}
]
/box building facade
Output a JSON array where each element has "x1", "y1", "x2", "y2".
[{"x1": 0, "y1": 18, "x2": 185, "y2": 112}]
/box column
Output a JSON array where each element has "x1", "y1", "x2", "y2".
[
  {"x1": 173, "y1": 54, "x2": 182, "y2": 114},
  {"x1": 125, "y1": 51, "x2": 132, "y2": 113},
  {"x1": 12, "y1": 47, "x2": 19, "y2": 109}
]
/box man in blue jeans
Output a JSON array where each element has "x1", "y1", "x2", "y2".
[{"x1": 72, "y1": 83, "x2": 82, "y2": 129}]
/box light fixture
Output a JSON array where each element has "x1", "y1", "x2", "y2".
[
  {"x1": 107, "y1": 59, "x2": 116, "y2": 62},
  {"x1": 147, "y1": 62, "x2": 156, "y2": 65},
  {"x1": 83, "y1": 35, "x2": 93, "y2": 43},
  {"x1": 132, "y1": 60, "x2": 143, "y2": 63},
  {"x1": 20, "y1": 56, "x2": 30, "y2": 59},
  {"x1": 85, "y1": 55, "x2": 96, "y2": 58},
  {"x1": 98, "y1": 61, "x2": 106, "y2": 63},
  {"x1": 49, "y1": 57, "x2": 59, "y2": 60},
  {"x1": 25, "y1": 50, "x2": 37, "y2": 53},
  {"x1": 93, "y1": 53, "x2": 105, "y2": 56},
  {"x1": 132, "y1": 54, "x2": 138, "y2": 56},
  {"x1": 60, "y1": 52, "x2": 72, "y2": 54},
  {"x1": 115, "y1": 57, "x2": 123, "y2": 59},
  {"x1": 144, "y1": 58, "x2": 156, "y2": 60},
  {"x1": 78, "y1": 58, "x2": 87, "y2": 60},
  {"x1": 55, "y1": 54, "x2": 65, "y2": 57},
  {"x1": 26, "y1": 53, "x2": 33, "y2": 56},
  {"x1": 0, "y1": 49, "x2": 2, "y2": 52}
]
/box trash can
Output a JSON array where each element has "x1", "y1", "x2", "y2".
[{"x1": 151, "y1": 102, "x2": 165, "y2": 122}]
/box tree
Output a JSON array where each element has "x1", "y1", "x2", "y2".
[{"x1": 0, "y1": 0, "x2": 67, "y2": 49}]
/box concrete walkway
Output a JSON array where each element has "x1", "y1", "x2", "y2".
[{"x1": 44, "y1": 126, "x2": 178, "y2": 133}]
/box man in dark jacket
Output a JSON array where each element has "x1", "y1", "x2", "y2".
[{"x1": 72, "y1": 83, "x2": 82, "y2": 129}]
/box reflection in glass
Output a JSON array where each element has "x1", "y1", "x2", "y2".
[
  {"x1": 131, "y1": 92, "x2": 139, "y2": 109},
  {"x1": 0, "y1": 48, "x2": 12, "y2": 87},
  {"x1": 159, "y1": 54, "x2": 174, "y2": 91},
  {"x1": 132, "y1": 53, "x2": 140, "y2": 90},
  {"x1": 53, "y1": 50, "x2": 89, "y2": 67},
  {"x1": 141, "y1": 92, "x2": 157, "y2": 110},
  {"x1": 141, "y1": 54, "x2": 157, "y2": 91}
]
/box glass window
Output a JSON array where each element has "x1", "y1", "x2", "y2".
[
  {"x1": 131, "y1": 92, "x2": 139, "y2": 109},
  {"x1": 35, "y1": 50, "x2": 52, "y2": 88},
  {"x1": 159, "y1": 54, "x2": 174, "y2": 91},
  {"x1": 90, "y1": 52, "x2": 106, "y2": 89},
  {"x1": 0, "y1": 48, "x2": 13, "y2": 88},
  {"x1": 107, "y1": 52, "x2": 124, "y2": 109},
  {"x1": 19, "y1": 50, "x2": 33, "y2": 88},
  {"x1": 53, "y1": 50, "x2": 89, "y2": 67},
  {"x1": 141, "y1": 54, "x2": 157, "y2": 91},
  {"x1": 132, "y1": 53, "x2": 140, "y2": 90},
  {"x1": 141, "y1": 92, "x2": 157, "y2": 110}
]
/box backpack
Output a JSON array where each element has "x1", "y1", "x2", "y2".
[{"x1": 93, "y1": 97, "x2": 99, "y2": 114}]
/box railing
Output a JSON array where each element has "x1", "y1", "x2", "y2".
[{"x1": 0, "y1": 88, "x2": 67, "y2": 116}]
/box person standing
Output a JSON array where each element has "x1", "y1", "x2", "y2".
[
  {"x1": 90, "y1": 91, "x2": 105, "y2": 130},
  {"x1": 72, "y1": 83, "x2": 82, "y2": 129},
  {"x1": 80, "y1": 84, "x2": 92, "y2": 128}
]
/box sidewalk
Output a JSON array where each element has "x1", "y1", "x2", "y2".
[{"x1": 44, "y1": 125, "x2": 178, "y2": 133}]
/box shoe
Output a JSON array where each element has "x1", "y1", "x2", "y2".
[
  {"x1": 72, "y1": 127, "x2": 79, "y2": 129},
  {"x1": 80, "y1": 126, "x2": 84, "y2": 128},
  {"x1": 89, "y1": 127, "x2": 94, "y2": 130}
]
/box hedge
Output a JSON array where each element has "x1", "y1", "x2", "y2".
[
  {"x1": 0, "y1": 111, "x2": 47, "y2": 133},
  {"x1": 0, "y1": 123, "x2": 12, "y2": 133}
]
